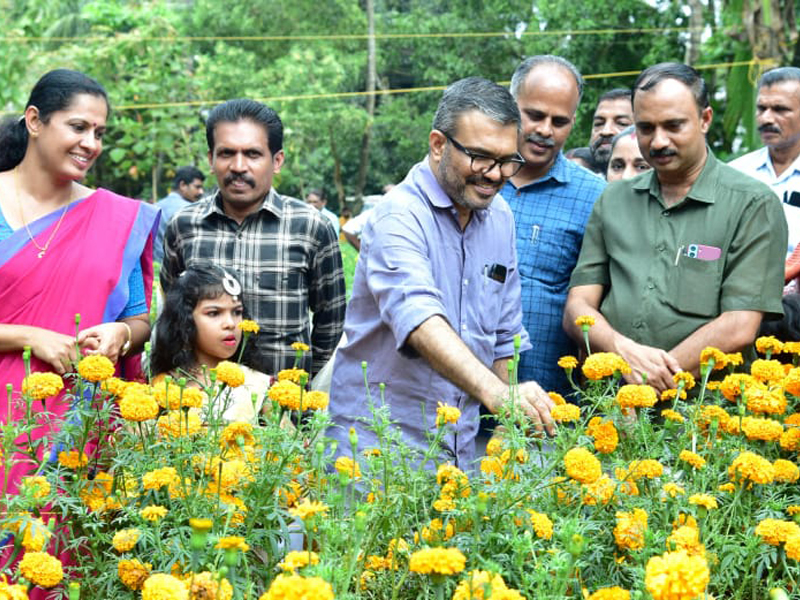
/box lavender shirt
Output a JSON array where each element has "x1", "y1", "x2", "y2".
[{"x1": 328, "y1": 160, "x2": 530, "y2": 469}]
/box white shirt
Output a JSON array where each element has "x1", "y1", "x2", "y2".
[{"x1": 730, "y1": 147, "x2": 800, "y2": 253}]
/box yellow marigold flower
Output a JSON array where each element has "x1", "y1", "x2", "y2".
[
  {"x1": 679, "y1": 450, "x2": 706, "y2": 470},
  {"x1": 582, "y1": 352, "x2": 631, "y2": 380},
  {"x1": 726, "y1": 352, "x2": 744, "y2": 366},
  {"x1": 334, "y1": 456, "x2": 361, "y2": 479},
  {"x1": 408, "y1": 547, "x2": 466, "y2": 576},
  {"x1": 688, "y1": 494, "x2": 718, "y2": 510},
  {"x1": 746, "y1": 386, "x2": 787, "y2": 415},
  {"x1": 696, "y1": 405, "x2": 731, "y2": 429},
  {"x1": 120, "y1": 391, "x2": 160, "y2": 422},
  {"x1": 437, "y1": 464, "x2": 468, "y2": 487},
  {"x1": 420, "y1": 518, "x2": 456, "y2": 543},
  {"x1": 277, "y1": 368, "x2": 308, "y2": 384},
  {"x1": 548, "y1": 391, "x2": 567, "y2": 406},
  {"x1": 741, "y1": 416, "x2": 784, "y2": 442},
  {"x1": 786, "y1": 534, "x2": 800, "y2": 561},
  {"x1": 755, "y1": 518, "x2": 800, "y2": 546},
  {"x1": 143, "y1": 467, "x2": 179, "y2": 491},
  {"x1": 21, "y1": 372, "x2": 63, "y2": 400},
  {"x1": 157, "y1": 409, "x2": 202, "y2": 438},
  {"x1": 18, "y1": 551, "x2": 63, "y2": 588},
  {"x1": 118, "y1": 558, "x2": 152, "y2": 590},
  {"x1": 0, "y1": 575, "x2": 29, "y2": 599},
  {"x1": 781, "y1": 428, "x2": 800, "y2": 451},
  {"x1": 268, "y1": 380, "x2": 303, "y2": 410},
  {"x1": 718, "y1": 483, "x2": 736, "y2": 493},
  {"x1": 729, "y1": 451, "x2": 775, "y2": 484},
  {"x1": 673, "y1": 514, "x2": 698, "y2": 531},
  {"x1": 21, "y1": 476, "x2": 50, "y2": 499},
  {"x1": 213, "y1": 361, "x2": 245, "y2": 387},
  {"x1": 706, "y1": 380, "x2": 722, "y2": 391},
  {"x1": 57, "y1": 449, "x2": 88, "y2": 469},
  {"x1": 788, "y1": 506, "x2": 800, "y2": 516},
  {"x1": 433, "y1": 496, "x2": 456, "y2": 512},
  {"x1": 662, "y1": 483, "x2": 685, "y2": 498},
  {"x1": 784, "y1": 342, "x2": 800, "y2": 354},
  {"x1": 785, "y1": 413, "x2": 800, "y2": 426},
  {"x1": 699, "y1": 347, "x2": 727, "y2": 371},
  {"x1": 152, "y1": 381, "x2": 204, "y2": 410},
  {"x1": 190, "y1": 518, "x2": 213, "y2": 533},
  {"x1": 583, "y1": 474, "x2": 617, "y2": 506},
  {"x1": 259, "y1": 574, "x2": 333, "y2": 600},
  {"x1": 290, "y1": 342, "x2": 310, "y2": 352},
  {"x1": 528, "y1": 510, "x2": 554, "y2": 540},
  {"x1": 719, "y1": 373, "x2": 756, "y2": 402},
  {"x1": 628, "y1": 459, "x2": 663, "y2": 480},
  {"x1": 113, "y1": 528, "x2": 141, "y2": 553},
  {"x1": 452, "y1": 570, "x2": 509, "y2": 600},
  {"x1": 186, "y1": 571, "x2": 233, "y2": 600},
  {"x1": 645, "y1": 550, "x2": 709, "y2": 600},
  {"x1": 614, "y1": 508, "x2": 648, "y2": 551},
  {"x1": 220, "y1": 422, "x2": 255, "y2": 450},
  {"x1": 19, "y1": 517, "x2": 51, "y2": 552},
  {"x1": 586, "y1": 417, "x2": 619, "y2": 454},
  {"x1": 564, "y1": 447, "x2": 602, "y2": 484},
  {"x1": 288, "y1": 499, "x2": 329, "y2": 521},
  {"x1": 575, "y1": 315, "x2": 596, "y2": 328},
  {"x1": 773, "y1": 459, "x2": 800, "y2": 483},
  {"x1": 480, "y1": 455, "x2": 506, "y2": 480},
  {"x1": 140, "y1": 506, "x2": 168, "y2": 522},
  {"x1": 661, "y1": 409, "x2": 685, "y2": 423},
  {"x1": 101, "y1": 376, "x2": 128, "y2": 397},
  {"x1": 77, "y1": 355, "x2": 115, "y2": 382},
  {"x1": 551, "y1": 403, "x2": 580, "y2": 423},
  {"x1": 671, "y1": 371, "x2": 695, "y2": 389},
  {"x1": 436, "y1": 401, "x2": 461, "y2": 426},
  {"x1": 142, "y1": 573, "x2": 188, "y2": 600},
  {"x1": 485, "y1": 437, "x2": 504, "y2": 456},
  {"x1": 667, "y1": 526, "x2": 705, "y2": 557},
  {"x1": 238, "y1": 320, "x2": 260, "y2": 334},
  {"x1": 661, "y1": 389, "x2": 686, "y2": 402},
  {"x1": 751, "y1": 359, "x2": 786, "y2": 383},
  {"x1": 279, "y1": 550, "x2": 320, "y2": 572},
  {"x1": 558, "y1": 356, "x2": 579, "y2": 370},
  {"x1": 756, "y1": 335, "x2": 784, "y2": 355},
  {"x1": 616, "y1": 384, "x2": 658, "y2": 409},
  {"x1": 304, "y1": 390, "x2": 329, "y2": 411},
  {"x1": 587, "y1": 587, "x2": 630, "y2": 600},
  {"x1": 783, "y1": 368, "x2": 800, "y2": 396},
  {"x1": 215, "y1": 536, "x2": 249, "y2": 552}
]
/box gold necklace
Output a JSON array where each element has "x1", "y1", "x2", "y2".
[{"x1": 14, "y1": 166, "x2": 73, "y2": 259}]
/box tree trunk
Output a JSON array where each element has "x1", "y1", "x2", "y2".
[
  {"x1": 742, "y1": 0, "x2": 794, "y2": 64},
  {"x1": 353, "y1": 0, "x2": 376, "y2": 204},
  {"x1": 684, "y1": 0, "x2": 704, "y2": 65},
  {"x1": 329, "y1": 124, "x2": 346, "y2": 210}
]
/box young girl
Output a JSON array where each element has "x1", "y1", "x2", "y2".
[{"x1": 150, "y1": 263, "x2": 271, "y2": 424}]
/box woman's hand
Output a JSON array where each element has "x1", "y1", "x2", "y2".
[
  {"x1": 27, "y1": 328, "x2": 79, "y2": 375},
  {"x1": 78, "y1": 322, "x2": 130, "y2": 364}
]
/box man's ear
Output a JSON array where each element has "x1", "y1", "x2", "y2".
[
  {"x1": 272, "y1": 149, "x2": 285, "y2": 174},
  {"x1": 429, "y1": 130, "x2": 447, "y2": 162}
]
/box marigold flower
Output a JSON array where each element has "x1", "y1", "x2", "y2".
[
  {"x1": 0, "y1": 575, "x2": 29, "y2": 599},
  {"x1": 583, "y1": 474, "x2": 617, "y2": 505},
  {"x1": 627, "y1": 459, "x2": 663, "y2": 480},
  {"x1": 688, "y1": 494, "x2": 718, "y2": 510},
  {"x1": 259, "y1": 574, "x2": 333, "y2": 600},
  {"x1": 728, "y1": 451, "x2": 775, "y2": 484},
  {"x1": 616, "y1": 384, "x2": 657, "y2": 409},
  {"x1": 21, "y1": 476, "x2": 50, "y2": 499},
  {"x1": 215, "y1": 536, "x2": 249, "y2": 552},
  {"x1": 143, "y1": 467, "x2": 179, "y2": 491},
  {"x1": 564, "y1": 447, "x2": 602, "y2": 484},
  {"x1": 718, "y1": 483, "x2": 736, "y2": 493},
  {"x1": 746, "y1": 386, "x2": 787, "y2": 415},
  {"x1": 436, "y1": 401, "x2": 461, "y2": 426},
  {"x1": 786, "y1": 534, "x2": 800, "y2": 561},
  {"x1": 661, "y1": 409, "x2": 684, "y2": 423},
  {"x1": 57, "y1": 449, "x2": 89, "y2": 469},
  {"x1": 741, "y1": 416, "x2": 784, "y2": 442},
  {"x1": 527, "y1": 510, "x2": 553, "y2": 540},
  {"x1": 781, "y1": 428, "x2": 800, "y2": 451},
  {"x1": 120, "y1": 391, "x2": 160, "y2": 422},
  {"x1": 678, "y1": 450, "x2": 706, "y2": 470},
  {"x1": 726, "y1": 352, "x2": 744, "y2": 366},
  {"x1": 288, "y1": 499, "x2": 330, "y2": 521},
  {"x1": 220, "y1": 422, "x2": 256, "y2": 450},
  {"x1": 773, "y1": 459, "x2": 800, "y2": 483},
  {"x1": 575, "y1": 315, "x2": 596, "y2": 328},
  {"x1": 18, "y1": 551, "x2": 63, "y2": 588},
  {"x1": 452, "y1": 570, "x2": 509, "y2": 600},
  {"x1": 788, "y1": 506, "x2": 800, "y2": 516},
  {"x1": 186, "y1": 571, "x2": 233, "y2": 600},
  {"x1": 756, "y1": 335, "x2": 784, "y2": 356},
  {"x1": 662, "y1": 483, "x2": 685, "y2": 498},
  {"x1": 755, "y1": 518, "x2": 800, "y2": 546},
  {"x1": 586, "y1": 417, "x2": 618, "y2": 454},
  {"x1": 645, "y1": 550, "x2": 709, "y2": 600},
  {"x1": 784, "y1": 368, "x2": 800, "y2": 396},
  {"x1": 279, "y1": 551, "x2": 320, "y2": 572},
  {"x1": 334, "y1": 456, "x2": 362, "y2": 479},
  {"x1": 661, "y1": 389, "x2": 686, "y2": 402},
  {"x1": 558, "y1": 356, "x2": 579, "y2": 370},
  {"x1": 19, "y1": 517, "x2": 51, "y2": 552},
  {"x1": 752, "y1": 359, "x2": 786, "y2": 384},
  {"x1": 152, "y1": 381, "x2": 204, "y2": 410},
  {"x1": 277, "y1": 367, "x2": 308, "y2": 384},
  {"x1": 667, "y1": 526, "x2": 705, "y2": 556},
  {"x1": 157, "y1": 409, "x2": 202, "y2": 438},
  {"x1": 142, "y1": 573, "x2": 188, "y2": 600},
  {"x1": 189, "y1": 518, "x2": 213, "y2": 533},
  {"x1": 140, "y1": 506, "x2": 168, "y2": 522},
  {"x1": 268, "y1": 380, "x2": 303, "y2": 410},
  {"x1": 77, "y1": 355, "x2": 115, "y2": 381},
  {"x1": 614, "y1": 508, "x2": 648, "y2": 551},
  {"x1": 113, "y1": 528, "x2": 141, "y2": 553},
  {"x1": 551, "y1": 403, "x2": 580, "y2": 423},
  {"x1": 238, "y1": 320, "x2": 260, "y2": 334},
  {"x1": 719, "y1": 373, "x2": 756, "y2": 402},
  {"x1": 420, "y1": 518, "x2": 456, "y2": 543},
  {"x1": 118, "y1": 558, "x2": 152, "y2": 590},
  {"x1": 21, "y1": 372, "x2": 64, "y2": 400},
  {"x1": 695, "y1": 405, "x2": 731, "y2": 430},
  {"x1": 671, "y1": 371, "x2": 695, "y2": 390},
  {"x1": 548, "y1": 391, "x2": 567, "y2": 405},
  {"x1": 587, "y1": 587, "x2": 630, "y2": 600},
  {"x1": 304, "y1": 390, "x2": 329, "y2": 411},
  {"x1": 485, "y1": 437, "x2": 504, "y2": 456},
  {"x1": 433, "y1": 496, "x2": 456, "y2": 512},
  {"x1": 582, "y1": 352, "x2": 631, "y2": 380},
  {"x1": 408, "y1": 547, "x2": 466, "y2": 576},
  {"x1": 699, "y1": 347, "x2": 727, "y2": 371},
  {"x1": 290, "y1": 342, "x2": 310, "y2": 352},
  {"x1": 437, "y1": 464, "x2": 468, "y2": 487}
]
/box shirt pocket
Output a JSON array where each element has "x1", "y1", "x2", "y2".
[
  {"x1": 667, "y1": 256, "x2": 722, "y2": 318},
  {"x1": 477, "y1": 276, "x2": 504, "y2": 334},
  {"x1": 517, "y1": 224, "x2": 579, "y2": 286}
]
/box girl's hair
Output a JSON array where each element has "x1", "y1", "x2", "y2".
[
  {"x1": 0, "y1": 69, "x2": 109, "y2": 172},
  {"x1": 150, "y1": 262, "x2": 265, "y2": 376}
]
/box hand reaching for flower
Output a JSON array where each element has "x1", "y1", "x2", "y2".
[
  {"x1": 615, "y1": 335, "x2": 682, "y2": 393},
  {"x1": 78, "y1": 322, "x2": 130, "y2": 364}
]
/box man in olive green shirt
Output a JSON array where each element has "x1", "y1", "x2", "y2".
[{"x1": 564, "y1": 63, "x2": 787, "y2": 392}]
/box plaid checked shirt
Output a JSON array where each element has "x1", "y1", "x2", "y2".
[
  {"x1": 161, "y1": 188, "x2": 345, "y2": 376},
  {"x1": 502, "y1": 153, "x2": 606, "y2": 396}
]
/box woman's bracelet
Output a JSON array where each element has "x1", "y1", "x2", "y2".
[{"x1": 120, "y1": 322, "x2": 132, "y2": 356}]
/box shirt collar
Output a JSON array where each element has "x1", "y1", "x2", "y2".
[
  {"x1": 511, "y1": 151, "x2": 570, "y2": 190},
  {"x1": 634, "y1": 148, "x2": 719, "y2": 205},
  {"x1": 200, "y1": 188, "x2": 284, "y2": 221}
]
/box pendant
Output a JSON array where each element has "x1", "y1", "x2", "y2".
[{"x1": 37, "y1": 250, "x2": 45, "y2": 259}]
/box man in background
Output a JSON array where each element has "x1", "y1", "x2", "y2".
[
  {"x1": 588, "y1": 88, "x2": 633, "y2": 175},
  {"x1": 154, "y1": 166, "x2": 204, "y2": 264}
]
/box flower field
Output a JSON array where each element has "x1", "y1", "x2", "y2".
[{"x1": 2, "y1": 329, "x2": 800, "y2": 599}]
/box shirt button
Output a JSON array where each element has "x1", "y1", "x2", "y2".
[
  {"x1": 647, "y1": 282, "x2": 655, "y2": 290},
  {"x1": 662, "y1": 210, "x2": 670, "y2": 217},
  {"x1": 463, "y1": 279, "x2": 469, "y2": 286},
  {"x1": 634, "y1": 322, "x2": 643, "y2": 329},
  {"x1": 657, "y1": 244, "x2": 666, "y2": 252},
  {"x1": 461, "y1": 323, "x2": 467, "y2": 331}
]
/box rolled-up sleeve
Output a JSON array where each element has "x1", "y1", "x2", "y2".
[{"x1": 569, "y1": 193, "x2": 610, "y2": 288}]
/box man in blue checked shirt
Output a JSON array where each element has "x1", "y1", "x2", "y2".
[{"x1": 502, "y1": 55, "x2": 606, "y2": 397}]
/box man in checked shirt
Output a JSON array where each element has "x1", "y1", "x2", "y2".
[{"x1": 161, "y1": 99, "x2": 345, "y2": 377}]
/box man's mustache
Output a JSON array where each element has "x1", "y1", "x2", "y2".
[
  {"x1": 759, "y1": 124, "x2": 781, "y2": 135},
  {"x1": 224, "y1": 173, "x2": 256, "y2": 187},
  {"x1": 525, "y1": 134, "x2": 555, "y2": 148},
  {"x1": 649, "y1": 148, "x2": 677, "y2": 158}
]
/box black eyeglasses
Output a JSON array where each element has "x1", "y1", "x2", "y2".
[{"x1": 442, "y1": 132, "x2": 525, "y2": 177}]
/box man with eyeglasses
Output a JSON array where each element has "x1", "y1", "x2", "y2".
[
  {"x1": 328, "y1": 77, "x2": 555, "y2": 470},
  {"x1": 502, "y1": 56, "x2": 606, "y2": 398}
]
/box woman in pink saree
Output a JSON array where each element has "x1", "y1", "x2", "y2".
[{"x1": 0, "y1": 69, "x2": 159, "y2": 496}]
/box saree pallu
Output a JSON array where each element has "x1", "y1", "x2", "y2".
[{"x1": 0, "y1": 189, "x2": 158, "y2": 494}]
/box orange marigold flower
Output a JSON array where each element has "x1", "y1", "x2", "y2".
[
  {"x1": 644, "y1": 550, "x2": 709, "y2": 600},
  {"x1": 741, "y1": 416, "x2": 784, "y2": 442},
  {"x1": 695, "y1": 405, "x2": 731, "y2": 430},
  {"x1": 118, "y1": 558, "x2": 152, "y2": 591},
  {"x1": 728, "y1": 451, "x2": 775, "y2": 484},
  {"x1": 688, "y1": 494, "x2": 718, "y2": 510},
  {"x1": 527, "y1": 510, "x2": 554, "y2": 539},
  {"x1": 564, "y1": 447, "x2": 602, "y2": 484},
  {"x1": 781, "y1": 427, "x2": 800, "y2": 451},
  {"x1": 699, "y1": 347, "x2": 727, "y2": 371},
  {"x1": 586, "y1": 416, "x2": 618, "y2": 454},
  {"x1": 746, "y1": 386, "x2": 787, "y2": 415},
  {"x1": 214, "y1": 361, "x2": 245, "y2": 387},
  {"x1": 558, "y1": 356, "x2": 579, "y2": 370},
  {"x1": 773, "y1": 459, "x2": 800, "y2": 483},
  {"x1": 408, "y1": 547, "x2": 466, "y2": 576},
  {"x1": 628, "y1": 459, "x2": 663, "y2": 480},
  {"x1": 784, "y1": 368, "x2": 800, "y2": 396},
  {"x1": 756, "y1": 335, "x2": 784, "y2": 356},
  {"x1": 661, "y1": 409, "x2": 684, "y2": 423},
  {"x1": 58, "y1": 449, "x2": 89, "y2": 469},
  {"x1": 548, "y1": 391, "x2": 567, "y2": 406},
  {"x1": 77, "y1": 355, "x2": 115, "y2": 382},
  {"x1": 552, "y1": 403, "x2": 580, "y2": 423},
  {"x1": 485, "y1": 437, "x2": 504, "y2": 456},
  {"x1": 751, "y1": 359, "x2": 786, "y2": 383},
  {"x1": 616, "y1": 384, "x2": 657, "y2": 409},
  {"x1": 614, "y1": 508, "x2": 648, "y2": 551},
  {"x1": 22, "y1": 372, "x2": 64, "y2": 400},
  {"x1": 755, "y1": 518, "x2": 800, "y2": 546},
  {"x1": 119, "y1": 391, "x2": 159, "y2": 422},
  {"x1": 786, "y1": 534, "x2": 800, "y2": 561},
  {"x1": 720, "y1": 374, "x2": 757, "y2": 402},
  {"x1": 785, "y1": 413, "x2": 800, "y2": 426},
  {"x1": 679, "y1": 450, "x2": 706, "y2": 470},
  {"x1": 582, "y1": 352, "x2": 631, "y2": 380},
  {"x1": 583, "y1": 474, "x2": 616, "y2": 506}
]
